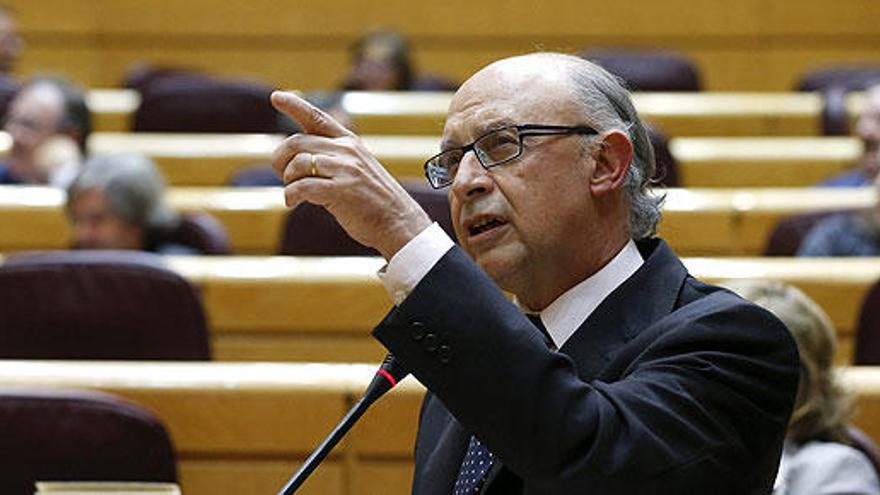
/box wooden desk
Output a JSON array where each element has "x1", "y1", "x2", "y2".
[
  {"x1": 0, "y1": 361, "x2": 877, "y2": 494},
  {"x1": 0, "y1": 360, "x2": 425, "y2": 495},
  {"x1": 84, "y1": 133, "x2": 434, "y2": 185},
  {"x1": 1, "y1": 186, "x2": 875, "y2": 256},
  {"x1": 2, "y1": 251, "x2": 874, "y2": 364},
  {"x1": 671, "y1": 137, "x2": 862, "y2": 187},
  {"x1": 74, "y1": 133, "x2": 859, "y2": 188},
  {"x1": 84, "y1": 89, "x2": 831, "y2": 137}
]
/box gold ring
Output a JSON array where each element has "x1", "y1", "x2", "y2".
[{"x1": 309, "y1": 155, "x2": 318, "y2": 177}]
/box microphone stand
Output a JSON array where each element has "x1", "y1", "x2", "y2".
[{"x1": 278, "y1": 355, "x2": 407, "y2": 495}]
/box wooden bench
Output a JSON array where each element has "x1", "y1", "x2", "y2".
[
  {"x1": 0, "y1": 360, "x2": 424, "y2": 495},
  {"x1": 671, "y1": 136, "x2": 862, "y2": 187},
  {"x1": 171, "y1": 255, "x2": 880, "y2": 366},
  {"x1": 0, "y1": 361, "x2": 876, "y2": 494},
  {"x1": 0, "y1": 185, "x2": 874, "y2": 256},
  {"x1": 82, "y1": 90, "x2": 838, "y2": 136},
  {"x1": 84, "y1": 133, "x2": 866, "y2": 188},
  {"x1": 83, "y1": 132, "x2": 434, "y2": 186},
  {"x1": 0, "y1": 253, "x2": 876, "y2": 364}
]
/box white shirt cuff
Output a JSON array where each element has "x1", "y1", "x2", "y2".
[{"x1": 377, "y1": 222, "x2": 455, "y2": 305}]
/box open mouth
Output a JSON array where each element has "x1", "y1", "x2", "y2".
[{"x1": 468, "y1": 217, "x2": 507, "y2": 237}]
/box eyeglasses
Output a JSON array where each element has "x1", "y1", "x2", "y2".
[{"x1": 424, "y1": 124, "x2": 598, "y2": 189}]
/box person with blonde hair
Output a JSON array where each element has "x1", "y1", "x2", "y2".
[{"x1": 722, "y1": 279, "x2": 880, "y2": 494}]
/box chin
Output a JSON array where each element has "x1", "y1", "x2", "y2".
[{"x1": 469, "y1": 246, "x2": 526, "y2": 291}]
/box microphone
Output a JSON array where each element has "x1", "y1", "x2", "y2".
[{"x1": 277, "y1": 354, "x2": 409, "y2": 494}]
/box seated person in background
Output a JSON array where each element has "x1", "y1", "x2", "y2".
[
  {"x1": 821, "y1": 84, "x2": 880, "y2": 187},
  {"x1": 721, "y1": 279, "x2": 880, "y2": 495},
  {"x1": 0, "y1": 4, "x2": 23, "y2": 76},
  {"x1": 0, "y1": 76, "x2": 91, "y2": 186},
  {"x1": 341, "y1": 28, "x2": 456, "y2": 91},
  {"x1": 798, "y1": 166, "x2": 880, "y2": 256},
  {"x1": 66, "y1": 154, "x2": 195, "y2": 253}
]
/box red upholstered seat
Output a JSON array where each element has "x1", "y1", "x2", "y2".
[
  {"x1": 170, "y1": 212, "x2": 233, "y2": 255},
  {"x1": 279, "y1": 180, "x2": 455, "y2": 256},
  {"x1": 855, "y1": 277, "x2": 880, "y2": 365},
  {"x1": 133, "y1": 75, "x2": 281, "y2": 133},
  {"x1": 646, "y1": 124, "x2": 678, "y2": 187},
  {"x1": 0, "y1": 250, "x2": 211, "y2": 360},
  {"x1": 579, "y1": 48, "x2": 701, "y2": 92},
  {"x1": 763, "y1": 210, "x2": 858, "y2": 256},
  {"x1": 0, "y1": 388, "x2": 177, "y2": 495}
]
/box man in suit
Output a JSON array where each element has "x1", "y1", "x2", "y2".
[{"x1": 271, "y1": 52, "x2": 799, "y2": 493}]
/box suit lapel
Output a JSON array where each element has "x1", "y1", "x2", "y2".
[
  {"x1": 560, "y1": 239, "x2": 687, "y2": 381},
  {"x1": 429, "y1": 240, "x2": 690, "y2": 494}
]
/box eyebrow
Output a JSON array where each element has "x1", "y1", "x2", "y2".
[{"x1": 439, "y1": 118, "x2": 516, "y2": 152}]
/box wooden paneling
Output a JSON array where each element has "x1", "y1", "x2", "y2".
[
  {"x1": 0, "y1": 186, "x2": 875, "y2": 255},
  {"x1": 6, "y1": 0, "x2": 880, "y2": 90}
]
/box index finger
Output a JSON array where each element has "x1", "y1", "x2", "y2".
[{"x1": 271, "y1": 91, "x2": 350, "y2": 138}]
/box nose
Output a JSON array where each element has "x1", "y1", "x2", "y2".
[{"x1": 450, "y1": 151, "x2": 493, "y2": 202}]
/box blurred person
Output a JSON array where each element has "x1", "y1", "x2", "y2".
[
  {"x1": 0, "y1": 76, "x2": 91, "y2": 185},
  {"x1": 822, "y1": 84, "x2": 880, "y2": 187},
  {"x1": 798, "y1": 163, "x2": 880, "y2": 256},
  {"x1": 66, "y1": 153, "x2": 195, "y2": 253},
  {"x1": 341, "y1": 28, "x2": 456, "y2": 91},
  {"x1": 0, "y1": 4, "x2": 23, "y2": 75},
  {"x1": 722, "y1": 279, "x2": 880, "y2": 495}
]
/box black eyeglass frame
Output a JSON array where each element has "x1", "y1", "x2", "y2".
[{"x1": 423, "y1": 124, "x2": 598, "y2": 189}]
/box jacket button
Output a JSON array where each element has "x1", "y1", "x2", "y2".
[
  {"x1": 424, "y1": 333, "x2": 439, "y2": 352},
  {"x1": 411, "y1": 322, "x2": 426, "y2": 341},
  {"x1": 438, "y1": 344, "x2": 452, "y2": 364}
]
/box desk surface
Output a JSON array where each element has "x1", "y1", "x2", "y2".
[
  {"x1": 0, "y1": 185, "x2": 875, "y2": 256},
  {"x1": 84, "y1": 89, "x2": 853, "y2": 136},
  {"x1": 0, "y1": 360, "x2": 877, "y2": 495},
  {"x1": 0, "y1": 253, "x2": 877, "y2": 364},
  {"x1": 0, "y1": 360, "x2": 423, "y2": 495}
]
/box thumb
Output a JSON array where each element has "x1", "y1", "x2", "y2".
[{"x1": 271, "y1": 91, "x2": 349, "y2": 138}]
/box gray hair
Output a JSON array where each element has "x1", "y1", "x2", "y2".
[
  {"x1": 552, "y1": 53, "x2": 663, "y2": 240},
  {"x1": 66, "y1": 153, "x2": 176, "y2": 231}
]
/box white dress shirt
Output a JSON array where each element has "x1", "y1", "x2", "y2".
[{"x1": 378, "y1": 223, "x2": 644, "y2": 348}]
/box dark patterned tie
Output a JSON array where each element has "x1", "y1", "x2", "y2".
[
  {"x1": 451, "y1": 314, "x2": 553, "y2": 494},
  {"x1": 453, "y1": 435, "x2": 495, "y2": 494}
]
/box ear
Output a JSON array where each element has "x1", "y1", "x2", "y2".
[{"x1": 589, "y1": 130, "x2": 633, "y2": 197}]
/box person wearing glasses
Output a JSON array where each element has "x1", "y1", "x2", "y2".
[{"x1": 270, "y1": 52, "x2": 798, "y2": 494}]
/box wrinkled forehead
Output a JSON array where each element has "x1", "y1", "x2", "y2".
[{"x1": 443, "y1": 56, "x2": 580, "y2": 141}]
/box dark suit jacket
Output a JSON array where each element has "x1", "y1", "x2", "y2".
[{"x1": 372, "y1": 239, "x2": 799, "y2": 494}]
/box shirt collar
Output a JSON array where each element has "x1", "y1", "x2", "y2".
[{"x1": 536, "y1": 239, "x2": 644, "y2": 348}]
